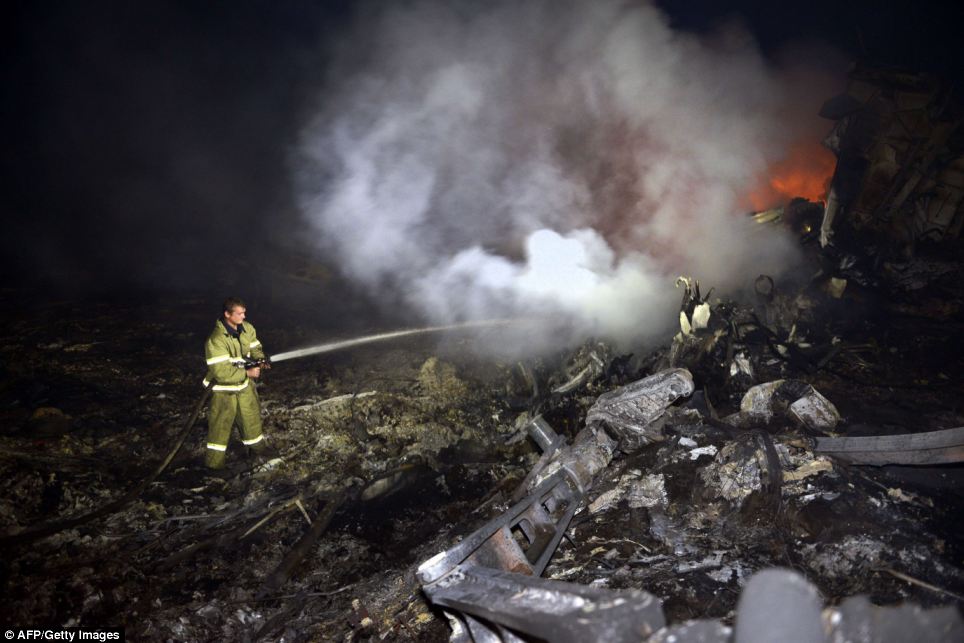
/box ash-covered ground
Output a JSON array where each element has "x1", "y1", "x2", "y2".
[{"x1": 1, "y1": 239, "x2": 962, "y2": 641}]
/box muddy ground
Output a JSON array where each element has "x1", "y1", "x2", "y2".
[{"x1": 0, "y1": 267, "x2": 962, "y2": 640}]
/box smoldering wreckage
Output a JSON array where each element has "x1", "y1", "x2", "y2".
[{"x1": 2, "y1": 66, "x2": 964, "y2": 642}]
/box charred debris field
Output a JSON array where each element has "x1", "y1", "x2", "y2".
[{"x1": 1, "y1": 235, "x2": 963, "y2": 642}]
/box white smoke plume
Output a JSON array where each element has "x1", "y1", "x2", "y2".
[{"x1": 294, "y1": 0, "x2": 828, "y2": 351}]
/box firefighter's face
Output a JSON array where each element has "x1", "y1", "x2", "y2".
[{"x1": 224, "y1": 306, "x2": 246, "y2": 327}]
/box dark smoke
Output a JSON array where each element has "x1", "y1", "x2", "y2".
[{"x1": 1, "y1": 2, "x2": 346, "y2": 294}]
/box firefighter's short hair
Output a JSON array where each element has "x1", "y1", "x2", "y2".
[{"x1": 222, "y1": 297, "x2": 245, "y2": 314}]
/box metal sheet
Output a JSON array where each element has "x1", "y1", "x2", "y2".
[
  {"x1": 425, "y1": 565, "x2": 664, "y2": 643},
  {"x1": 814, "y1": 427, "x2": 964, "y2": 465}
]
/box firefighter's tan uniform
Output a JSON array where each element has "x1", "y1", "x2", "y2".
[{"x1": 203, "y1": 319, "x2": 267, "y2": 469}]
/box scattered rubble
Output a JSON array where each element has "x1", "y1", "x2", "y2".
[
  {"x1": 585, "y1": 369, "x2": 695, "y2": 451},
  {"x1": 727, "y1": 379, "x2": 840, "y2": 432},
  {"x1": 409, "y1": 211, "x2": 964, "y2": 640}
]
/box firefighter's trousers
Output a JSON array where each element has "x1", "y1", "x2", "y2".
[{"x1": 205, "y1": 385, "x2": 265, "y2": 469}]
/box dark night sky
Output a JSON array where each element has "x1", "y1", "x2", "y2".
[
  {"x1": 2, "y1": 1, "x2": 351, "y2": 296},
  {"x1": 2, "y1": 0, "x2": 961, "y2": 298}
]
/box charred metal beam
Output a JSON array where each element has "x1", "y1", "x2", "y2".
[
  {"x1": 510, "y1": 416, "x2": 566, "y2": 503},
  {"x1": 814, "y1": 426, "x2": 964, "y2": 465},
  {"x1": 418, "y1": 374, "x2": 696, "y2": 642},
  {"x1": 425, "y1": 565, "x2": 664, "y2": 643},
  {"x1": 418, "y1": 467, "x2": 581, "y2": 583}
]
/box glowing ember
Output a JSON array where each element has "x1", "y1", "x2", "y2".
[{"x1": 747, "y1": 140, "x2": 836, "y2": 211}]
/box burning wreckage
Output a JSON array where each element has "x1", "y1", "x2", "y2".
[
  {"x1": 410, "y1": 65, "x2": 964, "y2": 642},
  {"x1": 1, "y1": 65, "x2": 964, "y2": 641}
]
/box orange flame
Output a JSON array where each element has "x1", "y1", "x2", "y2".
[{"x1": 746, "y1": 140, "x2": 836, "y2": 211}]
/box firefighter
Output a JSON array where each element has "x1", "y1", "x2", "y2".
[{"x1": 203, "y1": 297, "x2": 272, "y2": 469}]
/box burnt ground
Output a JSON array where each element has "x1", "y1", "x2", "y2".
[
  {"x1": 0, "y1": 258, "x2": 963, "y2": 640},
  {"x1": 0, "y1": 289, "x2": 541, "y2": 640}
]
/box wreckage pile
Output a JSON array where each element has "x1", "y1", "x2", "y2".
[{"x1": 413, "y1": 259, "x2": 963, "y2": 641}]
